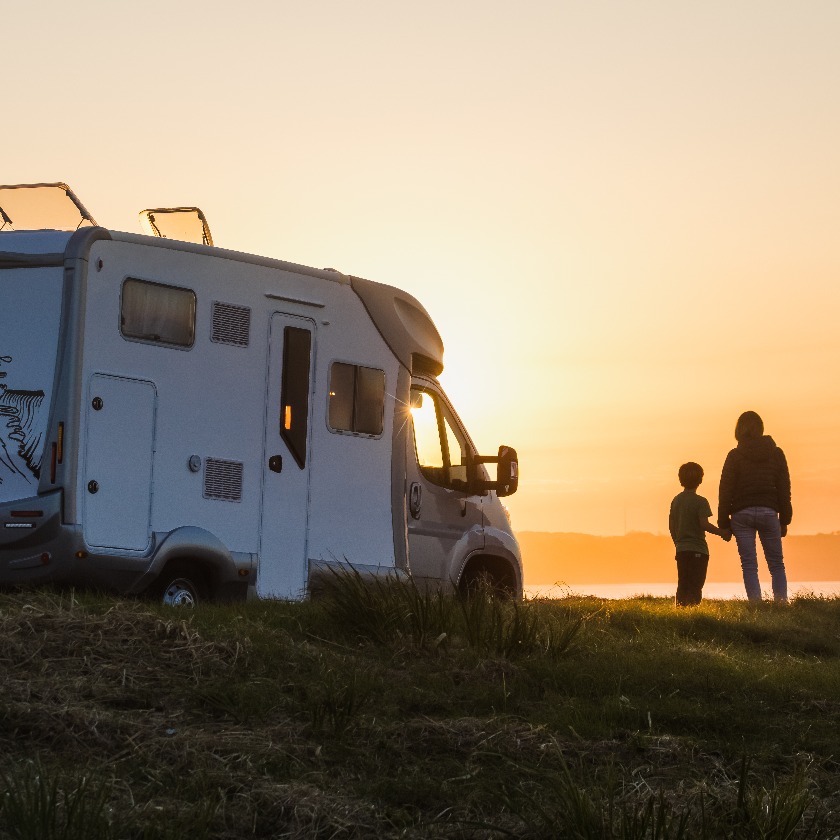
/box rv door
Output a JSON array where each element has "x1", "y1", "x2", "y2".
[{"x1": 258, "y1": 313, "x2": 315, "y2": 599}]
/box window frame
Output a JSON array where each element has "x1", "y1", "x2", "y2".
[
  {"x1": 326, "y1": 360, "x2": 386, "y2": 438},
  {"x1": 279, "y1": 326, "x2": 313, "y2": 469},
  {"x1": 119, "y1": 276, "x2": 197, "y2": 350}
]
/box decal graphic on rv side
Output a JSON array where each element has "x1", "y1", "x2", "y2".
[{"x1": 0, "y1": 355, "x2": 46, "y2": 484}]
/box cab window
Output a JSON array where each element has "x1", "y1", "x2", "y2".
[{"x1": 411, "y1": 387, "x2": 470, "y2": 490}]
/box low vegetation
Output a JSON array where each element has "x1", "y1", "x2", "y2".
[{"x1": 1, "y1": 576, "x2": 839, "y2": 838}]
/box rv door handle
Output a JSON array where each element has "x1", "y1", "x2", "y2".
[
  {"x1": 409, "y1": 482, "x2": 422, "y2": 519},
  {"x1": 268, "y1": 455, "x2": 283, "y2": 473}
]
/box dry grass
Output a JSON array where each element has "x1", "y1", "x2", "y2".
[{"x1": 0, "y1": 585, "x2": 838, "y2": 838}]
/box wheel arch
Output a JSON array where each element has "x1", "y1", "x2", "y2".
[
  {"x1": 129, "y1": 526, "x2": 233, "y2": 596},
  {"x1": 456, "y1": 550, "x2": 523, "y2": 599}
]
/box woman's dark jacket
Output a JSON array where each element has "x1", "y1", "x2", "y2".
[{"x1": 717, "y1": 435, "x2": 792, "y2": 528}]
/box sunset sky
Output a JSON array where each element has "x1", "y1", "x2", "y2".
[{"x1": 7, "y1": 1, "x2": 840, "y2": 536}]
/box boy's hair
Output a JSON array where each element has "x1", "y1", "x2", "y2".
[
  {"x1": 735, "y1": 410, "x2": 764, "y2": 442},
  {"x1": 678, "y1": 462, "x2": 704, "y2": 489}
]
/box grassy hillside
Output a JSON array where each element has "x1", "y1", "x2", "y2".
[
  {"x1": 517, "y1": 530, "x2": 840, "y2": 585},
  {"x1": 1, "y1": 581, "x2": 839, "y2": 838}
]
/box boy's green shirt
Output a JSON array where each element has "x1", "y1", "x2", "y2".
[{"x1": 669, "y1": 490, "x2": 712, "y2": 555}]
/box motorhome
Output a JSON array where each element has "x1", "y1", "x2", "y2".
[{"x1": 0, "y1": 183, "x2": 521, "y2": 604}]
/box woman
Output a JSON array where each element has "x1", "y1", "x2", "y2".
[{"x1": 718, "y1": 411, "x2": 792, "y2": 602}]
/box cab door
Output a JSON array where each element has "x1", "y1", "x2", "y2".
[{"x1": 405, "y1": 382, "x2": 484, "y2": 586}]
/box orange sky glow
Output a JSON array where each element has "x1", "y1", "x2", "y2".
[{"x1": 7, "y1": 1, "x2": 840, "y2": 537}]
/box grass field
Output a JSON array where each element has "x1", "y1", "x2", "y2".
[{"x1": 1, "y1": 577, "x2": 838, "y2": 838}]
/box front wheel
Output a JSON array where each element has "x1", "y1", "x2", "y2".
[{"x1": 458, "y1": 561, "x2": 518, "y2": 600}]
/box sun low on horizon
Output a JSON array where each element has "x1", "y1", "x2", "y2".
[{"x1": 7, "y1": 0, "x2": 840, "y2": 544}]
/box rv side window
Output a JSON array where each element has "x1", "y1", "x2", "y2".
[
  {"x1": 121, "y1": 278, "x2": 196, "y2": 347},
  {"x1": 280, "y1": 327, "x2": 312, "y2": 468},
  {"x1": 411, "y1": 387, "x2": 470, "y2": 490},
  {"x1": 328, "y1": 363, "x2": 385, "y2": 436}
]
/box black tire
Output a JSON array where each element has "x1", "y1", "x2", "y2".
[{"x1": 155, "y1": 563, "x2": 208, "y2": 607}]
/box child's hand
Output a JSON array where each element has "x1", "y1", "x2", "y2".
[{"x1": 721, "y1": 528, "x2": 732, "y2": 542}]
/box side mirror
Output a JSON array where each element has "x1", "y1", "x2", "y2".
[
  {"x1": 495, "y1": 445, "x2": 519, "y2": 497},
  {"x1": 468, "y1": 445, "x2": 519, "y2": 497}
]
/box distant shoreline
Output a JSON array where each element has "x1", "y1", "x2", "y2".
[
  {"x1": 525, "y1": 580, "x2": 840, "y2": 600},
  {"x1": 516, "y1": 530, "x2": 840, "y2": 586}
]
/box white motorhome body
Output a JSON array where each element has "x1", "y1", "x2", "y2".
[{"x1": 0, "y1": 191, "x2": 521, "y2": 603}]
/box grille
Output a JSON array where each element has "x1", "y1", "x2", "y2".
[
  {"x1": 211, "y1": 301, "x2": 251, "y2": 347},
  {"x1": 203, "y1": 458, "x2": 244, "y2": 502}
]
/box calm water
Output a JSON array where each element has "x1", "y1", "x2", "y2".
[{"x1": 524, "y1": 581, "x2": 840, "y2": 600}]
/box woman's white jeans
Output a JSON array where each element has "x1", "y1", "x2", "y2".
[{"x1": 731, "y1": 506, "x2": 787, "y2": 602}]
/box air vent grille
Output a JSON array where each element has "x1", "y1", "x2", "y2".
[
  {"x1": 211, "y1": 301, "x2": 251, "y2": 347},
  {"x1": 204, "y1": 458, "x2": 244, "y2": 502}
]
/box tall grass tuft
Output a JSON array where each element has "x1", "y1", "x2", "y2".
[
  {"x1": 459, "y1": 584, "x2": 585, "y2": 659},
  {"x1": 732, "y1": 756, "x2": 825, "y2": 840},
  {"x1": 316, "y1": 565, "x2": 453, "y2": 648},
  {"x1": 305, "y1": 660, "x2": 375, "y2": 738},
  {"x1": 317, "y1": 566, "x2": 584, "y2": 659},
  {"x1": 0, "y1": 760, "x2": 113, "y2": 840},
  {"x1": 617, "y1": 794, "x2": 692, "y2": 840},
  {"x1": 494, "y1": 752, "x2": 692, "y2": 840},
  {"x1": 500, "y1": 756, "x2": 606, "y2": 838},
  {"x1": 491, "y1": 750, "x2": 826, "y2": 840}
]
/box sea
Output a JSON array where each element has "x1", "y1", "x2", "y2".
[{"x1": 524, "y1": 581, "x2": 840, "y2": 600}]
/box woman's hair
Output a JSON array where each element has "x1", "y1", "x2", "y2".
[
  {"x1": 678, "y1": 462, "x2": 704, "y2": 489},
  {"x1": 735, "y1": 410, "x2": 764, "y2": 442}
]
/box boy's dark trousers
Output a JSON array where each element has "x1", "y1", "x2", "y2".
[{"x1": 675, "y1": 551, "x2": 709, "y2": 606}]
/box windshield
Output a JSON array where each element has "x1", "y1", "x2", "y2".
[{"x1": 0, "y1": 183, "x2": 97, "y2": 232}]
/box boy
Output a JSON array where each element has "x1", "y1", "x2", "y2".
[{"x1": 669, "y1": 462, "x2": 731, "y2": 606}]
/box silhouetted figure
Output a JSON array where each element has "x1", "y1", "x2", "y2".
[
  {"x1": 718, "y1": 411, "x2": 792, "y2": 602},
  {"x1": 669, "y1": 462, "x2": 731, "y2": 606}
]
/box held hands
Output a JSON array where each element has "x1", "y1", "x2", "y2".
[{"x1": 720, "y1": 528, "x2": 733, "y2": 542}]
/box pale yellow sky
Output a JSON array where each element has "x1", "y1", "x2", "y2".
[{"x1": 7, "y1": 1, "x2": 840, "y2": 535}]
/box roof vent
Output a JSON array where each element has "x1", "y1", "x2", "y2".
[
  {"x1": 0, "y1": 183, "x2": 97, "y2": 232},
  {"x1": 139, "y1": 207, "x2": 213, "y2": 246}
]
